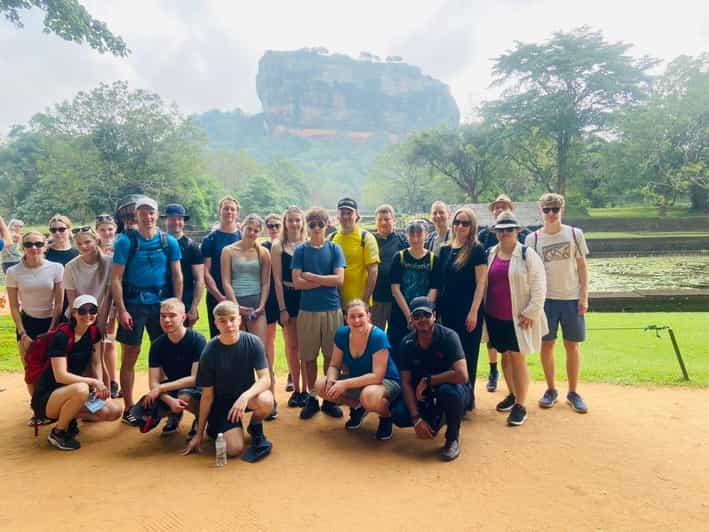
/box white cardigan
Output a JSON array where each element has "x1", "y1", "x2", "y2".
[{"x1": 484, "y1": 242, "x2": 549, "y2": 355}]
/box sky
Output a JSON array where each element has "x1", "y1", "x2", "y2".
[{"x1": 1, "y1": 0, "x2": 708, "y2": 133}]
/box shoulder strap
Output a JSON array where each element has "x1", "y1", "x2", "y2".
[
  {"x1": 360, "y1": 230, "x2": 368, "y2": 248},
  {"x1": 533, "y1": 230, "x2": 539, "y2": 254},
  {"x1": 125, "y1": 230, "x2": 139, "y2": 270},
  {"x1": 399, "y1": 249, "x2": 405, "y2": 265},
  {"x1": 159, "y1": 231, "x2": 168, "y2": 252},
  {"x1": 521, "y1": 245, "x2": 528, "y2": 261},
  {"x1": 429, "y1": 250, "x2": 434, "y2": 269},
  {"x1": 57, "y1": 323, "x2": 76, "y2": 354},
  {"x1": 327, "y1": 231, "x2": 336, "y2": 241},
  {"x1": 570, "y1": 227, "x2": 580, "y2": 257}
]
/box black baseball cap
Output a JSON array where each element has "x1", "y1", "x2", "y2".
[
  {"x1": 161, "y1": 203, "x2": 190, "y2": 221},
  {"x1": 410, "y1": 296, "x2": 434, "y2": 314},
  {"x1": 337, "y1": 197, "x2": 358, "y2": 211}
]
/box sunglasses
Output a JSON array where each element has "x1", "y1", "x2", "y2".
[
  {"x1": 72, "y1": 226, "x2": 92, "y2": 235},
  {"x1": 23, "y1": 241, "x2": 44, "y2": 248},
  {"x1": 95, "y1": 214, "x2": 114, "y2": 224},
  {"x1": 495, "y1": 227, "x2": 516, "y2": 233},
  {"x1": 412, "y1": 310, "x2": 433, "y2": 320},
  {"x1": 542, "y1": 207, "x2": 561, "y2": 214},
  {"x1": 49, "y1": 227, "x2": 67, "y2": 233},
  {"x1": 266, "y1": 223, "x2": 281, "y2": 230},
  {"x1": 308, "y1": 221, "x2": 325, "y2": 229},
  {"x1": 77, "y1": 305, "x2": 98, "y2": 316},
  {"x1": 452, "y1": 219, "x2": 471, "y2": 227}
]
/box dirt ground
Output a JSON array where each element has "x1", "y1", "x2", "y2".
[{"x1": 1, "y1": 372, "x2": 707, "y2": 532}]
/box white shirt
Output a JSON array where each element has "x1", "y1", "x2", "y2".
[
  {"x1": 63, "y1": 254, "x2": 112, "y2": 316},
  {"x1": 5, "y1": 260, "x2": 64, "y2": 318},
  {"x1": 525, "y1": 225, "x2": 589, "y2": 300}
]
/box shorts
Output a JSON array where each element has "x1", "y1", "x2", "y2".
[
  {"x1": 206, "y1": 397, "x2": 252, "y2": 439},
  {"x1": 283, "y1": 286, "x2": 300, "y2": 318},
  {"x1": 542, "y1": 299, "x2": 586, "y2": 343},
  {"x1": 343, "y1": 378, "x2": 401, "y2": 403},
  {"x1": 16, "y1": 312, "x2": 52, "y2": 341},
  {"x1": 485, "y1": 314, "x2": 521, "y2": 354},
  {"x1": 167, "y1": 387, "x2": 202, "y2": 401},
  {"x1": 370, "y1": 301, "x2": 392, "y2": 330},
  {"x1": 236, "y1": 294, "x2": 260, "y2": 309},
  {"x1": 116, "y1": 302, "x2": 162, "y2": 346},
  {"x1": 296, "y1": 309, "x2": 343, "y2": 362},
  {"x1": 265, "y1": 293, "x2": 279, "y2": 325}
]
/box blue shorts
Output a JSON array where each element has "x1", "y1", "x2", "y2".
[
  {"x1": 116, "y1": 302, "x2": 162, "y2": 346},
  {"x1": 542, "y1": 299, "x2": 586, "y2": 343}
]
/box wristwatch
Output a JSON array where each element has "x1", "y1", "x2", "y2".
[{"x1": 425, "y1": 375, "x2": 432, "y2": 388}]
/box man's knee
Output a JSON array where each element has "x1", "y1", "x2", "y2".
[
  {"x1": 390, "y1": 399, "x2": 412, "y2": 428},
  {"x1": 225, "y1": 433, "x2": 244, "y2": 457},
  {"x1": 360, "y1": 386, "x2": 384, "y2": 412},
  {"x1": 436, "y1": 384, "x2": 466, "y2": 407},
  {"x1": 251, "y1": 391, "x2": 274, "y2": 416},
  {"x1": 98, "y1": 401, "x2": 122, "y2": 421},
  {"x1": 313, "y1": 377, "x2": 327, "y2": 398}
]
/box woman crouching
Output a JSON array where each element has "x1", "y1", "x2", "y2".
[
  {"x1": 31, "y1": 295, "x2": 121, "y2": 450},
  {"x1": 315, "y1": 299, "x2": 400, "y2": 440}
]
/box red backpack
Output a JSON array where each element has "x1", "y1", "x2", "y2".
[{"x1": 24, "y1": 323, "x2": 100, "y2": 385}]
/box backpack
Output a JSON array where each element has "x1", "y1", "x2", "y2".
[
  {"x1": 122, "y1": 229, "x2": 171, "y2": 298},
  {"x1": 24, "y1": 323, "x2": 100, "y2": 386},
  {"x1": 398, "y1": 249, "x2": 435, "y2": 270}
]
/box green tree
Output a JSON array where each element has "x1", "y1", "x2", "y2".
[
  {"x1": 485, "y1": 26, "x2": 657, "y2": 195},
  {"x1": 1, "y1": 0, "x2": 128, "y2": 56}
]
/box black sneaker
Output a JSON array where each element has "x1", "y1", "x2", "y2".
[
  {"x1": 496, "y1": 394, "x2": 516, "y2": 412},
  {"x1": 67, "y1": 419, "x2": 80, "y2": 437},
  {"x1": 300, "y1": 396, "x2": 320, "y2": 419},
  {"x1": 187, "y1": 418, "x2": 199, "y2": 440},
  {"x1": 48, "y1": 428, "x2": 81, "y2": 451},
  {"x1": 265, "y1": 402, "x2": 279, "y2": 421},
  {"x1": 286, "y1": 373, "x2": 294, "y2": 392},
  {"x1": 375, "y1": 417, "x2": 393, "y2": 441},
  {"x1": 507, "y1": 404, "x2": 528, "y2": 426},
  {"x1": 287, "y1": 392, "x2": 301, "y2": 408},
  {"x1": 486, "y1": 372, "x2": 499, "y2": 392},
  {"x1": 121, "y1": 408, "x2": 140, "y2": 427},
  {"x1": 297, "y1": 392, "x2": 309, "y2": 407},
  {"x1": 441, "y1": 439, "x2": 460, "y2": 461},
  {"x1": 345, "y1": 407, "x2": 367, "y2": 430},
  {"x1": 321, "y1": 400, "x2": 343, "y2": 418},
  {"x1": 162, "y1": 413, "x2": 182, "y2": 435},
  {"x1": 110, "y1": 381, "x2": 121, "y2": 399}
]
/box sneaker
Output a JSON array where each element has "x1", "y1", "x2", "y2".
[
  {"x1": 486, "y1": 372, "x2": 499, "y2": 392},
  {"x1": 566, "y1": 392, "x2": 588, "y2": 413},
  {"x1": 440, "y1": 439, "x2": 460, "y2": 461},
  {"x1": 287, "y1": 391, "x2": 301, "y2": 408},
  {"x1": 538, "y1": 388, "x2": 559, "y2": 409},
  {"x1": 187, "y1": 418, "x2": 199, "y2": 440},
  {"x1": 496, "y1": 394, "x2": 516, "y2": 412},
  {"x1": 265, "y1": 402, "x2": 279, "y2": 421},
  {"x1": 48, "y1": 428, "x2": 81, "y2": 451},
  {"x1": 507, "y1": 404, "x2": 528, "y2": 426},
  {"x1": 321, "y1": 400, "x2": 343, "y2": 418},
  {"x1": 67, "y1": 419, "x2": 80, "y2": 437},
  {"x1": 286, "y1": 374, "x2": 294, "y2": 392},
  {"x1": 300, "y1": 396, "x2": 320, "y2": 419},
  {"x1": 297, "y1": 392, "x2": 310, "y2": 407},
  {"x1": 345, "y1": 407, "x2": 368, "y2": 430},
  {"x1": 162, "y1": 413, "x2": 182, "y2": 435},
  {"x1": 121, "y1": 409, "x2": 140, "y2": 427},
  {"x1": 110, "y1": 381, "x2": 121, "y2": 399},
  {"x1": 375, "y1": 417, "x2": 393, "y2": 441}
]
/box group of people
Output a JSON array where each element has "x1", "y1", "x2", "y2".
[{"x1": 0, "y1": 190, "x2": 589, "y2": 462}]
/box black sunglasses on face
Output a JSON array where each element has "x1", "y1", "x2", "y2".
[
  {"x1": 495, "y1": 227, "x2": 516, "y2": 233},
  {"x1": 77, "y1": 305, "x2": 98, "y2": 316},
  {"x1": 72, "y1": 226, "x2": 92, "y2": 234},
  {"x1": 266, "y1": 223, "x2": 281, "y2": 230},
  {"x1": 542, "y1": 207, "x2": 561, "y2": 214},
  {"x1": 412, "y1": 310, "x2": 433, "y2": 320},
  {"x1": 49, "y1": 227, "x2": 67, "y2": 233},
  {"x1": 308, "y1": 221, "x2": 325, "y2": 229},
  {"x1": 23, "y1": 241, "x2": 44, "y2": 248},
  {"x1": 95, "y1": 214, "x2": 114, "y2": 224},
  {"x1": 452, "y1": 219, "x2": 471, "y2": 227}
]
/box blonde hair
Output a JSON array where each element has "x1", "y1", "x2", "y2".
[
  {"x1": 345, "y1": 298, "x2": 370, "y2": 317},
  {"x1": 240, "y1": 214, "x2": 268, "y2": 264},
  {"x1": 74, "y1": 228, "x2": 107, "y2": 280},
  {"x1": 48, "y1": 214, "x2": 73, "y2": 246},
  {"x1": 281, "y1": 207, "x2": 306, "y2": 246},
  {"x1": 214, "y1": 300, "x2": 239, "y2": 318},
  {"x1": 218, "y1": 195, "x2": 240, "y2": 212},
  {"x1": 160, "y1": 297, "x2": 186, "y2": 312},
  {"x1": 21, "y1": 231, "x2": 46, "y2": 264},
  {"x1": 446, "y1": 207, "x2": 480, "y2": 271},
  {"x1": 430, "y1": 200, "x2": 450, "y2": 215},
  {"x1": 305, "y1": 207, "x2": 329, "y2": 224},
  {"x1": 375, "y1": 204, "x2": 395, "y2": 217}
]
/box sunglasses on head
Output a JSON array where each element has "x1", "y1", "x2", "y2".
[
  {"x1": 77, "y1": 305, "x2": 98, "y2": 316},
  {"x1": 23, "y1": 241, "x2": 44, "y2": 248},
  {"x1": 266, "y1": 223, "x2": 281, "y2": 230},
  {"x1": 542, "y1": 207, "x2": 561, "y2": 214},
  {"x1": 308, "y1": 221, "x2": 325, "y2": 229},
  {"x1": 49, "y1": 226, "x2": 67, "y2": 233},
  {"x1": 452, "y1": 219, "x2": 471, "y2": 227},
  {"x1": 412, "y1": 310, "x2": 433, "y2": 320},
  {"x1": 95, "y1": 214, "x2": 114, "y2": 224},
  {"x1": 72, "y1": 226, "x2": 92, "y2": 235},
  {"x1": 495, "y1": 227, "x2": 516, "y2": 233}
]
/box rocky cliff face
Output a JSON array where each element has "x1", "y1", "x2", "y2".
[{"x1": 256, "y1": 50, "x2": 460, "y2": 137}]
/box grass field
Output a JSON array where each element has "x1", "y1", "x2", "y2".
[
  {"x1": 585, "y1": 231, "x2": 709, "y2": 239},
  {"x1": 1, "y1": 297, "x2": 706, "y2": 387},
  {"x1": 584, "y1": 206, "x2": 707, "y2": 218}
]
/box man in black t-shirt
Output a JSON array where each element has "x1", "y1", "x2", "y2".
[
  {"x1": 391, "y1": 297, "x2": 471, "y2": 461},
  {"x1": 142, "y1": 298, "x2": 206, "y2": 438},
  {"x1": 183, "y1": 300, "x2": 274, "y2": 462},
  {"x1": 162, "y1": 204, "x2": 205, "y2": 328}
]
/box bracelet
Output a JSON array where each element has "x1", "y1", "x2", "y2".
[{"x1": 279, "y1": 308, "x2": 287, "y2": 312}]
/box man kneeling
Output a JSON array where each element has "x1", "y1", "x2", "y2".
[
  {"x1": 135, "y1": 298, "x2": 205, "y2": 438},
  {"x1": 183, "y1": 301, "x2": 273, "y2": 462},
  {"x1": 391, "y1": 297, "x2": 471, "y2": 461}
]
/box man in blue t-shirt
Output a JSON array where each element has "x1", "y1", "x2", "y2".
[
  {"x1": 111, "y1": 196, "x2": 182, "y2": 426},
  {"x1": 291, "y1": 207, "x2": 347, "y2": 420}
]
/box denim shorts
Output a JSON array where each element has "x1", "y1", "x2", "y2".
[
  {"x1": 542, "y1": 299, "x2": 586, "y2": 343},
  {"x1": 167, "y1": 387, "x2": 202, "y2": 400},
  {"x1": 343, "y1": 378, "x2": 401, "y2": 403},
  {"x1": 116, "y1": 302, "x2": 162, "y2": 346}
]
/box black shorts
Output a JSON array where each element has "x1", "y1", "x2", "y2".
[
  {"x1": 16, "y1": 312, "x2": 52, "y2": 341},
  {"x1": 116, "y1": 302, "x2": 162, "y2": 346},
  {"x1": 206, "y1": 397, "x2": 252, "y2": 439},
  {"x1": 283, "y1": 286, "x2": 300, "y2": 318},
  {"x1": 485, "y1": 314, "x2": 520, "y2": 354}
]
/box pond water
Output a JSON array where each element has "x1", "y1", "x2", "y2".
[{"x1": 588, "y1": 254, "x2": 709, "y2": 292}]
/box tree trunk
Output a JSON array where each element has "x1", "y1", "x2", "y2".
[
  {"x1": 689, "y1": 183, "x2": 708, "y2": 212},
  {"x1": 556, "y1": 133, "x2": 569, "y2": 196}
]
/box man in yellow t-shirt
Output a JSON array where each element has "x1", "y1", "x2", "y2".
[{"x1": 329, "y1": 198, "x2": 380, "y2": 308}]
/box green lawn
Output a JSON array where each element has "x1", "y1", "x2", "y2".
[
  {"x1": 584, "y1": 206, "x2": 706, "y2": 218},
  {"x1": 2, "y1": 303, "x2": 706, "y2": 387},
  {"x1": 585, "y1": 231, "x2": 709, "y2": 239}
]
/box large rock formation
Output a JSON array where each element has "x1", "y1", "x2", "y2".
[{"x1": 256, "y1": 49, "x2": 460, "y2": 138}]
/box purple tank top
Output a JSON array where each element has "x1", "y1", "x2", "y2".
[{"x1": 486, "y1": 257, "x2": 513, "y2": 321}]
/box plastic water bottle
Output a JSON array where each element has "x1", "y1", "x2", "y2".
[{"x1": 215, "y1": 433, "x2": 227, "y2": 467}]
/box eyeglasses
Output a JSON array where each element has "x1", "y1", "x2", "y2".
[
  {"x1": 77, "y1": 305, "x2": 98, "y2": 316},
  {"x1": 266, "y1": 223, "x2": 281, "y2": 230},
  {"x1": 95, "y1": 214, "x2": 114, "y2": 224},
  {"x1": 72, "y1": 226, "x2": 92, "y2": 235},
  {"x1": 495, "y1": 227, "x2": 516, "y2": 233},
  {"x1": 23, "y1": 241, "x2": 44, "y2": 248},
  {"x1": 412, "y1": 310, "x2": 433, "y2": 320},
  {"x1": 452, "y1": 219, "x2": 471, "y2": 227},
  {"x1": 308, "y1": 221, "x2": 325, "y2": 229},
  {"x1": 542, "y1": 207, "x2": 561, "y2": 214},
  {"x1": 49, "y1": 227, "x2": 67, "y2": 233}
]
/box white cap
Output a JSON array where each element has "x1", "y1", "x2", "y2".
[
  {"x1": 73, "y1": 294, "x2": 98, "y2": 309},
  {"x1": 135, "y1": 196, "x2": 158, "y2": 211}
]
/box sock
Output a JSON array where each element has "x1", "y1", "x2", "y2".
[
  {"x1": 490, "y1": 362, "x2": 498, "y2": 374},
  {"x1": 248, "y1": 421, "x2": 264, "y2": 439}
]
